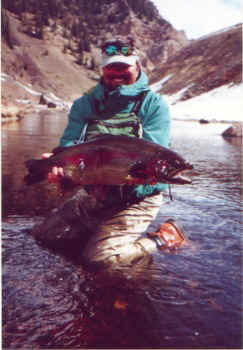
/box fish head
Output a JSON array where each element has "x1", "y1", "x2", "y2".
[{"x1": 153, "y1": 149, "x2": 193, "y2": 184}]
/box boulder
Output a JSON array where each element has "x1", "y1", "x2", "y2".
[
  {"x1": 47, "y1": 102, "x2": 57, "y2": 108},
  {"x1": 222, "y1": 122, "x2": 242, "y2": 138},
  {"x1": 39, "y1": 94, "x2": 57, "y2": 108},
  {"x1": 199, "y1": 119, "x2": 210, "y2": 124},
  {"x1": 39, "y1": 94, "x2": 48, "y2": 105},
  {"x1": 1, "y1": 105, "x2": 28, "y2": 122}
]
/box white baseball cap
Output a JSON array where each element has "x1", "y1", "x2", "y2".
[
  {"x1": 101, "y1": 37, "x2": 139, "y2": 67},
  {"x1": 102, "y1": 53, "x2": 139, "y2": 67}
]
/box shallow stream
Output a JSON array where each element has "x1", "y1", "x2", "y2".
[{"x1": 2, "y1": 111, "x2": 242, "y2": 348}]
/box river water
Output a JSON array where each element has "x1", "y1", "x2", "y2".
[{"x1": 2, "y1": 111, "x2": 242, "y2": 349}]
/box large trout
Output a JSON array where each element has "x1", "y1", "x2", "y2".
[{"x1": 24, "y1": 135, "x2": 193, "y2": 187}]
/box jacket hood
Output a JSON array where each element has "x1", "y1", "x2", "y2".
[
  {"x1": 90, "y1": 70, "x2": 150, "y2": 115},
  {"x1": 114, "y1": 70, "x2": 150, "y2": 97}
]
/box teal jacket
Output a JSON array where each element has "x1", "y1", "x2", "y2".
[{"x1": 59, "y1": 70, "x2": 171, "y2": 198}]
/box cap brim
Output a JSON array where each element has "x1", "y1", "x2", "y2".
[{"x1": 102, "y1": 54, "x2": 138, "y2": 67}]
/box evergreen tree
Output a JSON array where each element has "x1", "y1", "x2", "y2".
[{"x1": 1, "y1": 9, "x2": 13, "y2": 48}]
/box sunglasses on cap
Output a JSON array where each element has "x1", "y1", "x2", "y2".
[{"x1": 102, "y1": 40, "x2": 134, "y2": 56}]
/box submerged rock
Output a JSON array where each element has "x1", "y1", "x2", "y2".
[
  {"x1": 199, "y1": 119, "x2": 210, "y2": 124},
  {"x1": 222, "y1": 122, "x2": 242, "y2": 138}
]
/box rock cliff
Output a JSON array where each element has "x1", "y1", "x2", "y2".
[
  {"x1": 1, "y1": 0, "x2": 188, "y2": 104},
  {"x1": 2, "y1": 1, "x2": 241, "y2": 112},
  {"x1": 150, "y1": 23, "x2": 242, "y2": 101}
]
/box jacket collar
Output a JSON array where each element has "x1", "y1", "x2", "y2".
[{"x1": 93, "y1": 70, "x2": 150, "y2": 102}]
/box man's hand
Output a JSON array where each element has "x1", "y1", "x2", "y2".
[{"x1": 42, "y1": 153, "x2": 64, "y2": 182}]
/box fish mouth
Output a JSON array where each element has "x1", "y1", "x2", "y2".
[
  {"x1": 168, "y1": 170, "x2": 192, "y2": 184},
  {"x1": 167, "y1": 165, "x2": 194, "y2": 184}
]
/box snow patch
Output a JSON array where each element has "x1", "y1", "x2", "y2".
[
  {"x1": 16, "y1": 82, "x2": 42, "y2": 96},
  {"x1": 1, "y1": 73, "x2": 10, "y2": 78},
  {"x1": 150, "y1": 74, "x2": 173, "y2": 92},
  {"x1": 16, "y1": 99, "x2": 32, "y2": 104},
  {"x1": 48, "y1": 92, "x2": 63, "y2": 102},
  {"x1": 2, "y1": 71, "x2": 72, "y2": 110},
  {"x1": 166, "y1": 83, "x2": 243, "y2": 122},
  {"x1": 166, "y1": 84, "x2": 194, "y2": 104}
]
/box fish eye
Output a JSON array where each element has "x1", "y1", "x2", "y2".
[
  {"x1": 174, "y1": 159, "x2": 182, "y2": 167},
  {"x1": 79, "y1": 159, "x2": 85, "y2": 169}
]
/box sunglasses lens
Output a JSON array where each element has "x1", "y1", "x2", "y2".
[
  {"x1": 103, "y1": 42, "x2": 133, "y2": 56},
  {"x1": 105, "y1": 45, "x2": 118, "y2": 55},
  {"x1": 121, "y1": 46, "x2": 129, "y2": 55}
]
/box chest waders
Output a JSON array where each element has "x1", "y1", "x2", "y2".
[
  {"x1": 76, "y1": 91, "x2": 148, "y2": 143},
  {"x1": 73, "y1": 91, "x2": 149, "y2": 205}
]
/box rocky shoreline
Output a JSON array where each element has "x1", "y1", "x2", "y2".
[
  {"x1": 2, "y1": 102, "x2": 242, "y2": 140},
  {"x1": 1, "y1": 105, "x2": 27, "y2": 123},
  {"x1": 1, "y1": 96, "x2": 70, "y2": 123}
]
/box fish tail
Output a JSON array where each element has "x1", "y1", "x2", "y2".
[{"x1": 24, "y1": 158, "x2": 50, "y2": 185}]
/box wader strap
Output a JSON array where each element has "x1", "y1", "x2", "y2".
[
  {"x1": 77, "y1": 90, "x2": 149, "y2": 143},
  {"x1": 75, "y1": 122, "x2": 88, "y2": 144},
  {"x1": 94, "y1": 90, "x2": 148, "y2": 117},
  {"x1": 88, "y1": 119, "x2": 140, "y2": 128},
  {"x1": 132, "y1": 91, "x2": 148, "y2": 115}
]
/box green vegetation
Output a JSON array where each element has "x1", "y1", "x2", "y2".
[
  {"x1": 2, "y1": 0, "x2": 160, "y2": 42},
  {"x1": 2, "y1": 0, "x2": 165, "y2": 68},
  {"x1": 1, "y1": 8, "x2": 13, "y2": 48}
]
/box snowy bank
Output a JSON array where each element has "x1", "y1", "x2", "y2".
[
  {"x1": 1, "y1": 72, "x2": 72, "y2": 112},
  {"x1": 164, "y1": 83, "x2": 243, "y2": 123}
]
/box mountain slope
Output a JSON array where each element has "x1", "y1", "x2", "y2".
[
  {"x1": 1, "y1": 0, "x2": 188, "y2": 105},
  {"x1": 2, "y1": 2, "x2": 241, "y2": 121},
  {"x1": 150, "y1": 23, "x2": 242, "y2": 102}
]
